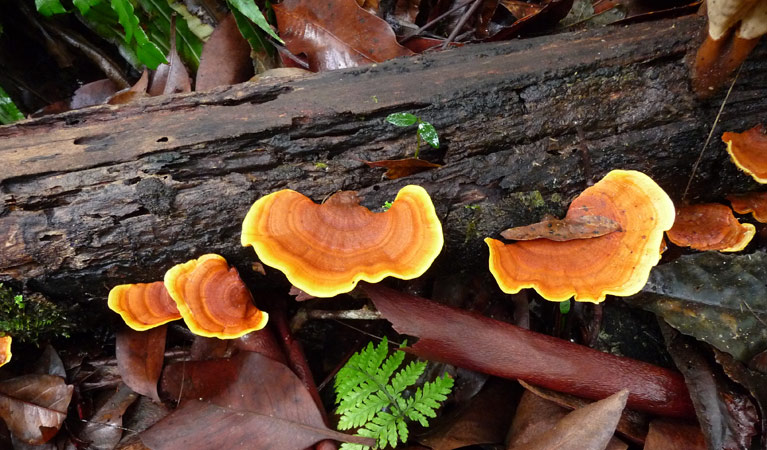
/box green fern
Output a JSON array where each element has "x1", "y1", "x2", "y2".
[{"x1": 335, "y1": 337, "x2": 453, "y2": 450}]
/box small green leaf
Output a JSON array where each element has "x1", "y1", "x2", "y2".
[
  {"x1": 36, "y1": 0, "x2": 67, "y2": 16},
  {"x1": 559, "y1": 299, "x2": 571, "y2": 314},
  {"x1": 382, "y1": 201, "x2": 393, "y2": 211},
  {"x1": 227, "y1": 0, "x2": 283, "y2": 44},
  {"x1": 386, "y1": 112, "x2": 418, "y2": 127},
  {"x1": 230, "y1": 1, "x2": 272, "y2": 55},
  {"x1": 0, "y1": 86, "x2": 24, "y2": 125},
  {"x1": 73, "y1": 0, "x2": 103, "y2": 15},
  {"x1": 418, "y1": 122, "x2": 439, "y2": 148},
  {"x1": 135, "y1": 40, "x2": 167, "y2": 69},
  {"x1": 110, "y1": 0, "x2": 138, "y2": 43}
]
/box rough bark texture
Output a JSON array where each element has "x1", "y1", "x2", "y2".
[{"x1": 1, "y1": 15, "x2": 766, "y2": 313}]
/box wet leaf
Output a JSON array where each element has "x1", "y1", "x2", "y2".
[
  {"x1": 660, "y1": 324, "x2": 758, "y2": 450},
  {"x1": 0, "y1": 374, "x2": 73, "y2": 445},
  {"x1": 418, "y1": 121, "x2": 440, "y2": 148},
  {"x1": 714, "y1": 349, "x2": 767, "y2": 448},
  {"x1": 66, "y1": 383, "x2": 138, "y2": 450},
  {"x1": 143, "y1": 352, "x2": 374, "y2": 449},
  {"x1": 362, "y1": 284, "x2": 694, "y2": 418},
  {"x1": 273, "y1": 0, "x2": 413, "y2": 71},
  {"x1": 387, "y1": 112, "x2": 418, "y2": 126},
  {"x1": 508, "y1": 389, "x2": 629, "y2": 450},
  {"x1": 644, "y1": 419, "x2": 706, "y2": 450},
  {"x1": 116, "y1": 325, "x2": 167, "y2": 402},
  {"x1": 148, "y1": 16, "x2": 192, "y2": 96},
  {"x1": 161, "y1": 354, "x2": 241, "y2": 403},
  {"x1": 501, "y1": 213, "x2": 621, "y2": 241},
  {"x1": 363, "y1": 158, "x2": 441, "y2": 179},
  {"x1": 196, "y1": 14, "x2": 254, "y2": 91},
  {"x1": 633, "y1": 251, "x2": 767, "y2": 361}
]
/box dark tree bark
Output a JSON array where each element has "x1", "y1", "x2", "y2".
[{"x1": 1, "y1": 15, "x2": 766, "y2": 312}]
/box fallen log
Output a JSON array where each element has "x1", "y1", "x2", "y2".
[{"x1": 1, "y1": 15, "x2": 766, "y2": 311}]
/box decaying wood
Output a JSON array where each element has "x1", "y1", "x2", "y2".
[{"x1": 1, "y1": 15, "x2": 766, "y2": 312}]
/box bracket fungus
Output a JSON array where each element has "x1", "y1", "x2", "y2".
[
  {"x1": 485, "y1": 170, "x2": 675, "y2": 303},
  {"x1": 108, "y1": 281, "x2": 182, "y2": 331},
  {"x1": 241, "y1": 185, "x2": 443, "y2": 298},
  {"x1": 667, "y1": 203, "x2": 756, "y2": 251},
  {"x1": 692, "y1": 0, "x2": 767, "y2": 96},
  {"x1": 0, "y1": 336, "x2": 10, "y2": 367},
  {"x1": 164, "y1": 254, "x2": 268, "y2": 339},
  {"x1": 723, "y1": 124, "x2": 767, "y2": 184},
  {"x1": 728, "y1": 191, "x2": 767, "y2": 222}
]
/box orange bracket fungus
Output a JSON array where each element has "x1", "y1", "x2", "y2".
[
  {"x1": 692, "y1": 0, "x2": 767, "y2": 96},
  {"x1": 108, "y1": 281, "x2": 182, "y2": 331},
  {"x1": 164, "y1": 254, "x2": 268, "y2": 339},
  {"x1": 241, "y1": 185, "x2": 443, "y2": 298},
  {"x1": 485, "y1": 170, "x2": 675, "y2": 303},
  {"x1": 722, "y1": 124, "x2": 767, "y2": 184},
  {"x1": 728, "y1": 191, "x2": 767, "y2": 222},
  {"x1": 667, "y1": 203, "x2": 755, "y2": 252},
  {"x1": 0, "y1": 336, "x2": 11, "y2": 367}
]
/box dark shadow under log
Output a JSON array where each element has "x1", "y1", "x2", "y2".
[{"x1": 1, "y1": 15, "x2": 766, "y2": 316}]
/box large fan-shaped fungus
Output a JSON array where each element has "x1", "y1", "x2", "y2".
[
  {"x1": 0, "y1": 336, "x2": 11, "y2": 367},
  {"x1": 723, "y1": 124, "x2": 767, "y2": 184},
  {"x1": 164, "y1": 254, "x2": 268, "y2": 338},
  {"x1": 241, "y1": 185, "x2": 443, "y2": 298},
  {"x1": 666, "y1": 203, "x2": 755, "y2": 252},
  {"x1": 729, "y1": 191, "x2": 767, "y2": 222},
  {"x1": 108, "y1": 281, "x2": 182, "y2": 331},
  {"x1": 485, "y1": 170, "x2": 675, "y2": 303}
]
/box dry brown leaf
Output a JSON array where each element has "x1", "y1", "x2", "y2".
[
  {"x1": 273, "y1": 0, "x2": 413, "y2": 71},
  {"x1": 108, "y1": 70, "x2": 150, "y2": 105},
  {"x1": 644, "y1": 419, "x2": 706, "y2": 450},
  {"x1": 116, "y1": 325, "x2": 167, "y2": 402},
  {"x1": 0, "y1": 374, "x2": 73, "y2": 445},
  {"x1": 195, "y1": 14, "x2": 253, "y2": 91},
  {"x1": 149, "y1": 16, "x2": 192, "y2": 96},
  {"x1": 501, "y1": 213, "x2": 621, "y2": 241}
]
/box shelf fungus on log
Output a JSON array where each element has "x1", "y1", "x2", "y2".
[
  {"x1": 164, "y1": 254, "x2": 268, "y2": 339},
  {"x1": 241, "y1": 185, "x2": 444, "y2": 298},
  {"x1": 108, "y1": 281, "x2": 182, "y2": 331},
  {"x1": 666, "y1": 203, "x2": 755, "y2": 252},
  {"x1": 728, "y1": 191, "x2": 767, "y2": 222},
  {"x1": 485, "y1": 170, "x2": 675, "y2": 304},
  {"x1": 0, "y1": 336, "x2": 10, "y2": 367},
  {"x1": 723, "y1": 124, "x2": 767, "y2": 184},
  {"x1": 692, "y1": 0, "x2": 767, "y2": 96}
]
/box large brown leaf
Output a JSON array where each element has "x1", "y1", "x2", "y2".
[
  {"x1": 116, "y1": 325, "x2": 167, "y2": 402},
  {"x1": 273, "y1": 0, "x2": 413, "y2": 71},
  {"x1": 362, "y1": 284, "x2": 694, "y2": 418},
  {"x1": 143, "y1": 352, "x2": 373, "y2": 449},
  {"x1": 64, "y1": 383, "x2": 138, "y2": 450},
  {"x1": 195, "y1": 14, "x2": 254, "y2": 91},
  {"x1": 0, "y1": 374, "x2": 73, "y2": 445}
]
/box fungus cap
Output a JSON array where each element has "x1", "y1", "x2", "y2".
[
  {"x1": 164, "y1": 254, "x2": 268, "y2": 339},
  {"x1": 241, "y1": 185, "x2": 444, "y2": 298},
  {"x1": 728, "y1": 191, "x2": 767, "y2": 223},
  {"x1": 485, "y1": 170, "x2": 675, "y2": 303},
  {"x1": 107, "y1": 281, "x2": 181, "y2": 331},
  {"x1": 667, "y1": 203, "x2": 755, "y2": 252},
  {"x1": 723, "y1": 124, "x2": 767, "y2": 184},
  {"x1": 0, "y1": 336, "x2": 10, "y2": 367}
]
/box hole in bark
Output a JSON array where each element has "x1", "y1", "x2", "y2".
[{"x1": 157, "y1": 137, "x2": 168, "y2": 143}]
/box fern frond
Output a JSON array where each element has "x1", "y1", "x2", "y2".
[{"x1": 335, "y1": 337, "x2": 453, "y2": 449}]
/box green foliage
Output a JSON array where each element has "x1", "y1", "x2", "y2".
[
  {"x1": 559, "y1": 299, "x2": 571, "y2": 314},
  {"x1": 381, "y1": 201, "x2": 393, "y2": 211},
  {"x1": 0, "y1": 85, "x2": 24, "y2": 125},
  {"x1": 229, "y1": 1, "x2": 273, "y2": 57},
  {"x1": 0, "y1": 284, "x2": 72, "y2": 344},
  {"x1": 386, "y1": 112, "x2": 440, "y2": 158},
  {"x1": 335, "y1": 337, "x2": 453, "y2": 449},
  {"x1": 36, "y1": 0, "x2": 67, "y2": 16},
  {"x1": 227, "y1": 0, "x2": 283, "y2": 44}
]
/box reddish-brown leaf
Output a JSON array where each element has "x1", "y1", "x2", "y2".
[
  {"x1": 0, "y1": 374, "x2": 73, "y2": 445},
  {"x1": 70, "y1": 79, "x2": 118, "y2": 110},
  {"x1": 501, "y1": 213, "x2": 621, "y2": 241},
  {"x1": 363, "y1": 158, "x2": 441, "y2": 179},
  {"x1": 161, "y1": 354, "x2": 242, "y2": 403},
  {"x1": 273, "y1": 0, "x2": 413, "y2": 71},
  {"x1": 362, "y1": 284, "x2": 695, "y2": 418},
  {"x1": 195, "y1": 14, "x2": 254, "y2": 91},
  {"x1": 116, "y1": 325, "x2": 167, "y2": 402},
  {"x1": 508, "y1": 389, "x2": 629, "y2": 450},
  {"x1": 108, "y1": 69, "x2": 150, "y2": 105},
  {"x1": 644, "y1": 419, "x2": 706, "y2": 450},
  {"x1": 149, "y1": 16, "x2": 192, "y2": 96},
  {"x1": 143, "y1": 352, "x2": 373, "y2": 449}
]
